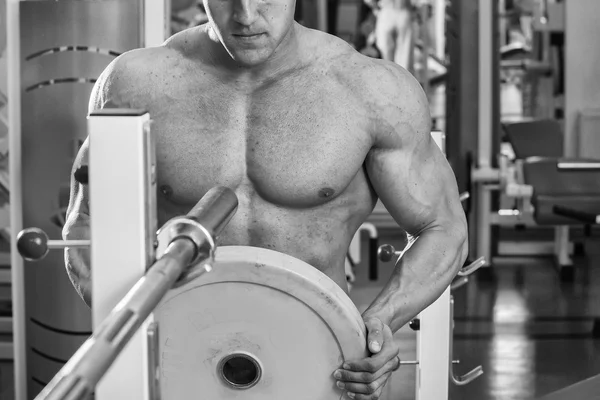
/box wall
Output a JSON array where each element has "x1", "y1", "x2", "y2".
[{"x1": 565, "y1": 0, "x2": 600, "y2": 157}]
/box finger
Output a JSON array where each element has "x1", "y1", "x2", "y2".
[
  {"x1": 335, "y1": 355, "x2": 400, "y2": 383},
  {"x1": 342, "y1": 336, "x2": 399, "y2": 374},
  {"x1": 337, "y1": 371, "x2": 392, "y2": 396},
  {"x1": 364, "y1": 318, "x2": 384, "y2": 354},
  {"x1": 346, "y1": 380, "x2": 386, "y2": 400}
]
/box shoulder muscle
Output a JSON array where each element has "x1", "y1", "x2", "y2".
[
  {"x1": 88, "y1": 46, "x2": 174, "y2": 113},
  {"x1": 365, "y1": 60, "x2": 431, "y2": 150}
]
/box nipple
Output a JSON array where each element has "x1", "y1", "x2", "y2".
[
  {"x1": 160, "y1": 185, "x2": 173, "y2": 198},
  {"x1": 318, "y1": 188, "x2": 335, "y2": 198}
]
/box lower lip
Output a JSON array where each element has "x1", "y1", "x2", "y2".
[{"x1": 233, "y1": 33, "x2": 265, "y2": 41}]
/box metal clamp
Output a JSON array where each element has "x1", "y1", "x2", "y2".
[
  {"x1": 449, "y1": 296, "x2": 483, "y2": 385},
  {"x1": 156, "y1": 216, "x2": 216, "y2": 269}
]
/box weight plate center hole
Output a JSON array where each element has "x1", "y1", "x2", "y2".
[{"x1": 219, "y1": 353, "x2": 262, "y2": 389}]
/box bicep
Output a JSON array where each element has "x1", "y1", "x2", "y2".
[
  {"x1": 366, "y1": 134, "x2": 463, "y2": 236},
  {"x1": 364, "y1": 61, "x2": 465, "y2": 236}
]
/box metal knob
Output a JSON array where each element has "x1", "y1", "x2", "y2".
[
  {"x1": 74, "y1": 165, "x2": 89, "y2": 185},
  {"x1": 409, "y1": 318, "x2": 420, "y2": 331},
  {"x1": 16, "y1": 227, "x2": 90, "y2": 261},
  {"x1": 377, "y1": 244, "x2": 400, "y2": 262}
]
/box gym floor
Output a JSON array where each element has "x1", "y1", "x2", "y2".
[
  {"x1": 0, "y1": 228, "x2": 599, "y2": 400},
  {"x1": 350, "y1": 228, "x2": 600, "y2": 400}
]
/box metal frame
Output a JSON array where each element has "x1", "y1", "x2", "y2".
[
  {"x1": 7, "y1": 1, "x2": 168, "y2": 398},
  {"x1": 143, "y1": 0, "x2": 171, "y2": 48},
  {"x1": 470, "y1": 1, "x2": 574, "y2": 268},
  {"x1": 26, "y1": 123, "x2": 460, "y2": 399},
  {"x1": 416, "y1": 287, "x2": 451, "y2": 399},
  {"x1": 316, "y1": 0, "x2": 328, "y2": 32},
  {"x1": 474, "y1": 0, "x2": 494, "y2": 268},
  {"x1": 415, "y1": 130, "x2": 453, "y2": 400},
  {"x1": 89, "y1": 110, "x2": 157, "y2": 400},
  {"x1": 7, "y1": 4, "x2": 26, "y2": 400}
]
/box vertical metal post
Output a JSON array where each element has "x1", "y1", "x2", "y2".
[
  {"x1": 554, "y1": 226, "x2": 571, "y2": 266},
  {"x1": 419, "y1": 5, "x2": 431, "y2": 99},
  {"x1": 316, "y1": 0, "x2": 328, "y2": 32},
  {"x1": 475, "y1": 0, "x2": 494, "y2": 266},
  {"x1": 415, "y1": 131, "x2": 450, "y2": 400},
  {"x1": 7, "y1": 0, "x2": 26, "y2": 398},
  {"x1": 433, "y1": 0, "x2": 446, "y2": 60},
  {"x1": 445, "y1": 0, "x2": 480, "y2": 262},
  {"x1": 416, "y1": 288, "x2": 451, "y2": 400},
  {"x1": 89, "y1": 110, "x2": 157, "y2": 400},
  {"x1": 143, "y1": 0, "x2": 170, "y2": 47},
  {"x1": 565, "y1": 0, "x2": 600, "y2": 157}
]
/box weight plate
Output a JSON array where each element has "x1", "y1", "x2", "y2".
[{"x1": 154, "y1": 246, "x2": 368, "y2": 399}]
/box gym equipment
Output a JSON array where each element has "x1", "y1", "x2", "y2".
[
  {"x1": 154, "y1": 246, "x2": 368, "y2": 399},
  {"x1": 7, "y1": 1, "x2": 170, "y2": 397},
  {"x1": 376, "y1": 241, "x2": 485, "y2": 396},
  {"x1": 522, "y1": 156, "x2": 600, "y2": 284},
  {"x1": 15, "y1": 109, "x2": 480, "y2": 400},
  {"x1": 463, "y1": 0, "x2": 600, "y2": 277},
  {"x1": 17, "y1": 228, "x2": 90, "y2": 262},
  {"x1": 18, "y1": 186, "x2": 239, "y2": 399},
  {"x1": 475, "y1": 118, "x2": 600, "y2": 281},
  {"x1": 14, "y1": 109, "x2": 370, "y2": 400},
  {"x1": 497, "y1": 119, "x2": 572, "y2": 274}
]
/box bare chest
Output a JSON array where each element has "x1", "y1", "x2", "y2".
[{"x1": 148, "y1": 79, "x2": 372, "y2": 208}]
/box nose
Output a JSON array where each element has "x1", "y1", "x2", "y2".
[{"x1": 232, "y1": 0, "x2": 259, "y2": 26}]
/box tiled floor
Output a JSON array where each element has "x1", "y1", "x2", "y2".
[{"x1": 1, "y1": 230, "x2": 599, "y2": 399}]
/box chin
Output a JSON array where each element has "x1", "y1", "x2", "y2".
[{"x1": 229, "y1": 48, "x2": 274, "y2": 67}]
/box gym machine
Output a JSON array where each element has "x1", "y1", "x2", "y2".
[
  {"x1": 7, "y1": 1, "x2": 169, "y2": 398},
  {"x1": 15, "y1": 110, "x2": 485, "y2": 400},
  {"x1": 466, "y1": 0, "x2": 600, "y2": 281},
  {"x1": 7, "y1": 2, "x2": 486, "y2": 399}
]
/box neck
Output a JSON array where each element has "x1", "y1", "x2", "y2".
[{"x1": 202, "y1": 23, "x2": 303, "y2": 81}]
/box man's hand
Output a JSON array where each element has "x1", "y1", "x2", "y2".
[{"x1": 333, "y1": 317, "x2": 400, "y2": 399}]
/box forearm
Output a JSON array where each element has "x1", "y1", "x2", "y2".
[
  {"x1": 64, "y1": 248, "x2": 92, "y2": 307},
  {"x1": 63, "y1": 214, "x2": 92, "y2": 308},
  {"x1": 362, "y1": 227, "x2": 467, "y2": 332}
]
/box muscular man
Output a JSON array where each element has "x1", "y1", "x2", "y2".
[{"x1": 63, "y1": 0, "x2": 468, "y2": 398}]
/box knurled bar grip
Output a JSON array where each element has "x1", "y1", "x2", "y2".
[{"x1": 35, "y1": 187, "x2": 239, "y2": 400}]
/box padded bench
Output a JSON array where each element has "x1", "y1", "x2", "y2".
[
  {"x1": 502, "y1": 119, "x2": 600, "y2": 281},
  {"x1": 503, "y1": 118, "x2": 564, "y2": 159},
  {"x1": 523, "y1": 157, "x2": 600, "y2": 225}
]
